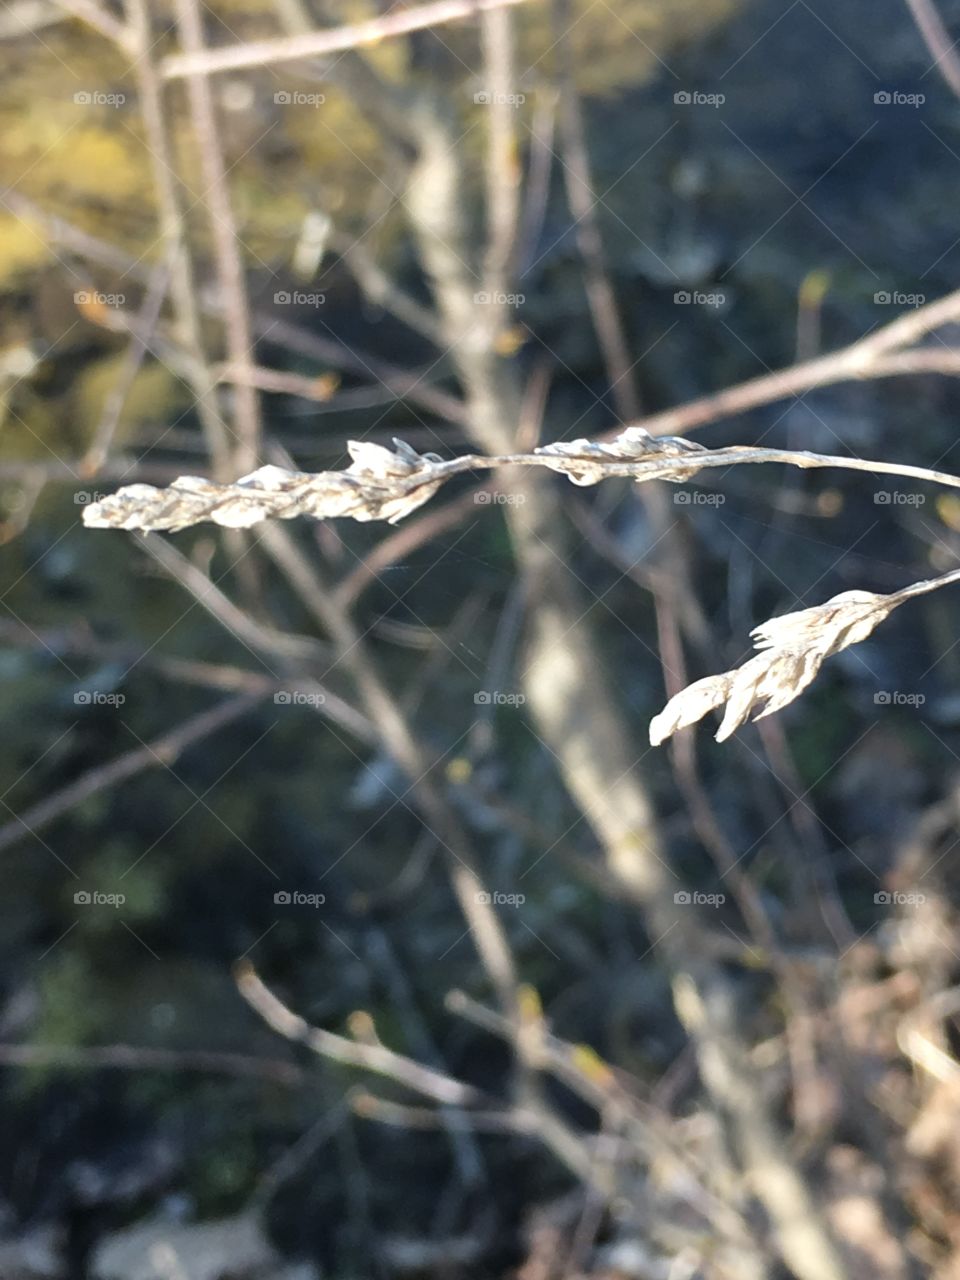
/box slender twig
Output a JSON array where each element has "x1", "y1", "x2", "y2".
[
  {"x1": 327, "y1": 229, "x2": 446, "y2": 345},
  {"x1": 138, "y1": 533, "x2": 332, "y2": 667},
  {"x1": 481, "y1": 4, "x2": 521, "y2": 304},
  {"x1": 173, "y1": 0, "x2": 261, "y2": 473},
  {"x1": 0, "y1": 0, "x2": 61, "y2": 40},
  {"x1": 161, "y1": 0, "x2": 532, "y2": 79},
  {"x1": 235, "y1": 961, "x2": 487, "y2": 1106},
  {"x1": 516, "y1": 87, "x2": 558, "y2": 275},
  {"x1": 0, "y1": 1040, "x2": 304, "y2": 1085},
  {"x1": 124, "y1": 0, "x2": 235, "y2": 478},
  {"x1": 903, "y1": 0, "x2": 960, "y2": 99},
  {"x1": 552, "y1": 0, "x2": 641, "y2": 423},
  {"x1": 213, "y1": 363, "x2": 342, "y2": 402},
  {"x1": 0, "y1": 692, "x2": 266, "y2": 856},
  {"x1": 627, "y1": 284, "x2": 960, "y2": 441},
  {"x1": 53, "y1": 0, "x2": 136, "y2": 50},
  {"x1": 82, "y1": 250, "x2": 175, "y2": 475},
  {"x1": 333, "y1": 490, "x2": 479, "y2": 608}
]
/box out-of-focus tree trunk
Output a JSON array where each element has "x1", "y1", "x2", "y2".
[{"x1": 397, "y1": 84, "x2": 851, "y2": 1280}]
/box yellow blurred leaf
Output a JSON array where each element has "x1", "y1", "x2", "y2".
[
  {"x1": 937, "y1": 493, "x2": 960, "y2": 533},
  {"x1": 446, "y1": 757, "x2": 472, "y2": 784},
  {"x1": 571, "y1": 1042, "x2": 615, "y2": 1085},
  {"x1": 494, "y1": 326, "x2": 526, "y2": 357},
  {"x1": 518, "y1": 984, "x2": 542, "y2": 1022}
]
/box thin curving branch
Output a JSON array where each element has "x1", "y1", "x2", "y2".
[
  {"x1": 81, "y1": 426, "x2": 960, "y2": 532},
  {"x1": 160, "y1": 0, "x2": 532, "y2": 79}
]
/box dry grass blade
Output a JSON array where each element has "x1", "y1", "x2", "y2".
[{"x1": 649, "y1": 580, "x2": 960, "y2": 745}]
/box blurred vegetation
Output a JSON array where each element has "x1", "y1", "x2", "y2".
[{"x1": 4, "y1": 0, "x2": 960, "y2": 1274}]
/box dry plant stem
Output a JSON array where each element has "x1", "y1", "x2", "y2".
[
  {"x1": 82, "y1": 440, "x2": 960, "y2": 531},
  {"x1": 333, "y1": 490, "x2": 479, "y2": 608},
  {"x1": 350, "y1": 1092, "x2": 539, "y2": 1135},
  {"x1": 516, "y1": 87, "x2": 558, "y2": 274},
  {"x1": 1, "y1": 189, "x2": 466, "y2": 433},
  {"x1": 263, "y1": 316, "x2": 468, "y2": 425},
  {"x1": 82, "y1": 250, "x2": 174, "y2": 474},
  {"x1": 253, "y1": 523, "x2": 522, "y2": 1018},
  {"x1": 0, "y1": 1041, "x2": 304, "y2": 1085},
  {"x1": 628, "y1": 284, "x2": 960, "y2": 441},
  {"x1": 902, "y1": 0, "x2": 960, "y2": 99},
  {"x1": 253, "y1": 520, "x2": 595, "y2": 1182},
  {"x1": 398, "y1": 91, "x2": 850, "y2": 1280},
  {"x1": 235, "y1": 963, "x2": 486, "y2": 1106},
  {"x1": 138, "y1": 533, "x2": 333, "y2": 668},
  {"x1": 481, "y1": 4, "x2": 520, "y2": 301},
  {"x1": 552, "y1": 0, "x2": 641, "y2": 423},
  {"x1": 54, "y1": 0, "x2": 135, "y2": 50},
  {"x1": 366, "y1": 929, "x2": 487, "y2": 1189},
  {"x1": 173, "y1": 0, "x2": 261, "y2": 474},
  {"x1": 754, "y1": 718, "x2": 855, "y2": 949},
  {"x1": 446, "y1": 989, "x2": 759, "y2": 1251},
  {"x1": 0, "y1": 692, "x2": 265, "y2": 856},
  {"x1": 124, "y1": 0, "x2": 234, "y2": 478},
  {"x1": 326, "y1": 229, "x2": 445, "y2": 345},
  {"x1": 12, "y1": 184, "x2": 960, "y2": 451},
  {"x1": 213, "y1": 364, "x2": 344, "y2": 402},
  {"x1": 161, "y1": 0, "x2": 531, "y2": 78},
  {"x1": 0, "y1": 1, "x2": 61, "y2": 40}
]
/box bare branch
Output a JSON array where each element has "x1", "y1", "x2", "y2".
[
  {"x1": 234, "y1": 962, "x2": 487, "y2": 1107},
  {"x1": 902, "y1": 0, "x2": 960, "y2": 100},
  {"x1": 0, "y1": 692, "x2": 266, "y2": 856},
  {"x1": 53, "y1": 0, "x2": 136, "y2": 51},
  {"x1": 0, "y1": 1041, "x2": 304, "y2": 1086},
  {"x1": 173, "y1": 0, "x2": 261, "y2": 473},
  {"x1": 161, "y1": 0, "x2": 532, "y2": 79}
]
